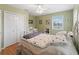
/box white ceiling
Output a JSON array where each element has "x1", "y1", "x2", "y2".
[{"x1": 10, "y1": 4, "x2": 74, "y2": 16}]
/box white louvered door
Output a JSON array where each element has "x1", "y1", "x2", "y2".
[
  {"x1": 4, "y1": 11, "x2": 28, "y2": 48},
  {"x1": 16, "y1": 14, "x2": 27, "y2": 42},
  {"x1": 4, "y1": 11, "x2": 17, "y2": 48}
]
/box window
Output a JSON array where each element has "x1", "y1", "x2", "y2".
[{"x1": 52, "y1": 16, "x2": 64, "y2": 30}]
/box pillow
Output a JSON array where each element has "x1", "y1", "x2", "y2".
[
  {"x1": 67, "y1": 32, "x2": 73, "y2": 36},
  {"x1": 67, "y1": 32, "x2": 74, "y2": 39},
  {"x1": 50, "y1": 42, "x2": 67, "y2": 46},
  {"x1": 55, "y1": 35, "x2": 67, "y2": 43},
  {"x1": 50, "y1": 35, "x2": 68, "y2": 46},
  {"x1": 23, "y1": 32, "x2": 40, "y2": 39},
  {"x1": 56, "y1": 31, "x2": 67, "y2": 36}
]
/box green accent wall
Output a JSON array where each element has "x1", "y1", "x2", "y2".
[
  {"x1": 29, "y1": 10, "x2": 73, "y2": 34},
  {"x1": 0, "y1": 4, "x2": 29, "y2": 15},
  {"x1": 51, "y1": 10, "x2": 73, "y2": 34},
  {"x1": 29, "y1": 16, "x2": 37, "y2": 28}
]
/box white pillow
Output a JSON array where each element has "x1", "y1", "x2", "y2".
[
  {"x1": 51, "y1": 35, "x2": 67, "y2": 44},
  {"x1": 67, "y1": 32, "x2": 73, "y2": 36},
  {"x1": 56, "y1": 31, "x2": 67, "y2": 36}
]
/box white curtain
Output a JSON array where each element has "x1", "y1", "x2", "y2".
[{"x1": 0, "y1": 10, "x2": 2, "y2": 51}]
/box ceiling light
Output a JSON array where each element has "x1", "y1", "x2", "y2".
[{"x1": 36, "y1": 4, "x2": 45, "y2": 14}]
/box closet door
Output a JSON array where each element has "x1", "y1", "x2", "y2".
[
  {"x1": 16, "y1": 15, "x2": 26, "y2": 41},
  {"x1": 4, "y1": 11, "x2": 17, "y2": 48},
  {"x1": 4, "y1": 11, "x2": 28, "y2": 48}
]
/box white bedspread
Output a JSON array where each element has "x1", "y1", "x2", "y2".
[
  {"x1": 23, "y1": 33, "x2": 78, "y2": 55},
  {"x1": 26, "y1": 34, "x2": 52, "y2": 48},
  {"x1": 54, "y1": 37, "x2": 78, "y2": 55},
  {"x1": 26, "y1": 33, "x2": 68, "y2": 48}
]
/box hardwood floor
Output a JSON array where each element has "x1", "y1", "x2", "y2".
[{"x1": 1, "y1": 43, "x2": 17, "y2": 55}]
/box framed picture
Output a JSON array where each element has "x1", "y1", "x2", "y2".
[
  {"x1": 39, "y1": 20, "x2": 42, "y2": 24},
  {"x1": 29, "y1": 20, "x2": 33, "y2": 24},
  {"x1": 46, "y1": 20, "x2": 49, "y2": 25}
]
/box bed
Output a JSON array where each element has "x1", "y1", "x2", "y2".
[{"x1": 17, "y1": 31, "x2": 78, "y2": 55}]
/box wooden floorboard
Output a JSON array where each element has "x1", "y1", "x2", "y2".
[{"x1": 1, "y1": 43, "x2": 17, "y2": 55}]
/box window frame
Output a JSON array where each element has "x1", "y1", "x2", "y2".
[{"x1": 52, "y1": 16, "x2": 64, "y2": 30}]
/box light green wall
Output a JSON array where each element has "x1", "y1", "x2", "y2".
[
  {"x1": 0, "y1": 5, "x2": 29, "y2": 28},
  {"x1": 29, "y1": 16, "x2": 36, "y2": 28},
  {"x1": 0, "y1": 4, "x2": 29, "y2": 15},
  {"x1": 51, "y1": 10, "x2": 73, "y2": 34},
  {"x1": 73, "y1": 5, "x2": 78, "y2": 27},
  {"x1": 36, "y1": 15, "x2": 51, "y2": 32},
  {"x1": 30, "y1": 10, "x2": 73, "y2": 34}
]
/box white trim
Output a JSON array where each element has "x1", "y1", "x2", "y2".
[{"x1": 52, "y1": 16, "x2": 64, "y2": 30}]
